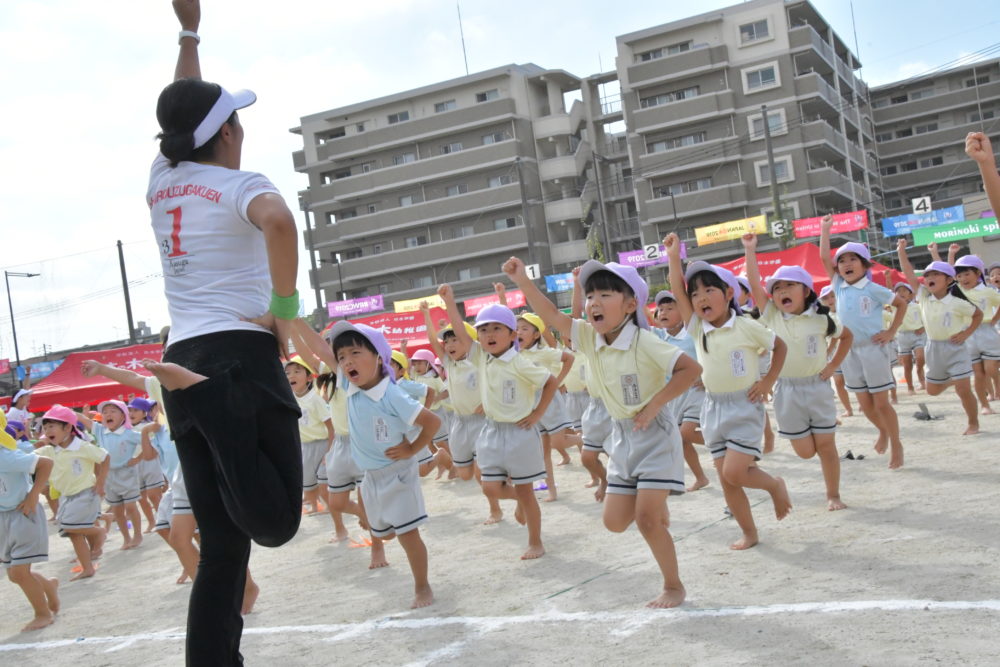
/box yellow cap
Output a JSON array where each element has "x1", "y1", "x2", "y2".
[
  {"x1": 285, "y1": 355, "x2": 316, "y2": 376},
  {"x1": 0, "y1": 411, "x2": 17, "y2": 450},
  {"x1": 519, "y1": 312, "x2": 545, "y2": 334},
  {"x1": 442, "y1": 321, "x2": 478, "y2": 341},
  {"x1": 391, "y1": 350, "x2": 409, "y2": 372}
]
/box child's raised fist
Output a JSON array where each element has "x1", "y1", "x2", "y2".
[
  {"x1": 965, "y1": 132, "x2": 994, "y2": 165},
  {"x1": 571, "y1": 265, "x2": 582, "y2": 277},
  {"x1": 926, "y1": 241, "x2": 938, "y2": 254},
  {"x1": 741, "y1": 232, "x2": 757, "y2": 249},
  {"x1": 897, "y1": 238, "x2": 907, "y2": 252},
  {"x1": 663, "y1": 233, "x2": 681, "y2": 255},
  {"x1": 501, "y1": 257, "x2": 526, "y2": 278},
  {"x1": 948, "y1": 243, "x2": 962, "y2": 255},
  {"x1": 437, "y1": 284, "x2": 453, "y2": 300},
  {"x1": 820, "y1": 214, "x2": 834, "y2": 231}
]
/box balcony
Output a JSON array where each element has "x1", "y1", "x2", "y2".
[
  {"x1": 873, "y1": 80, "x2": 1000, "y2": 124},
  {"x1": 550, "y1": 239, "x2": 589, "y2": 265},
  {"x1": 311, "y1": 182, "x2": 522, "y2": 244},
  {"x1": 882, "y1": 160, "x2": 980, "y2": 191},
  {"x1": 630, "y1": 90, "x2": 736, "y2": 131},
  {"x1": 877, "y1": 124, "x2": 982, "y2": 160},
  {"x1": 532, "y1": 100, "x2": 584, "y2": 140},
  {"x1": 789, "y1": 24, "x2": 836, "y2": 69},
  {"x1": 795, "y1": 72, "x2": 841, "y2": 110},
  {"x1": 635, "y1": 136, "x2": 736, "y2": 178},
  {"x1": 544, "y1": 184, "x2": 596, "y2": 223},
  {"x1": 642, "y1": 183, "x2": 749, "y2": 223},
  {"x1": 625, "y1": 45, "x2": 729, "y2": 87},
  {"x1": 805, "y1": 166, "x2": 860, "y2": 202},
  {"x1": 538, "y1": 141, "x2": 591, "y2": 182}
]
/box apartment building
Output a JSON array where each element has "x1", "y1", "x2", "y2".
[
  {"x1": 872, "y1": 58, "x2": 1000, "y2": 219},
  {"x1": 292, "y1": 64, "x2": 606, "y2": 308},
  {"x1": 616, "y1": 0, "x2": 879, "y2": 262}
]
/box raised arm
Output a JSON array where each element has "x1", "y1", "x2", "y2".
[
  {"x1": 438, "y1": 284, "x2": 472, "y2": 356},
  {"x1": 947, "y1": 243, "x2": 961, "y2": 266},
  {"x1": 502, "y1": 257, "x2": 572, "y2": 339},
  {"x1": 927, "y1": 242, "x2": 943, "y2": 263},
  {"x1": 896, "y1": 238, "x2": 920, "y2": 293},
  {"x1": 819, "y1": 214, "x2": 836, "y2": 280},
  {"x1": 493, "y1": 282, "x2": 508, "y2": 307},
  {"x1": 664, "y1": 233, "x2": 693, "y2": 325},
  {"x1": 966, "y1": 132, "x2": 1000, "y2": 216},
  {"x1": 80, "y1": 360, "x2": 148, "y2": 392},
  {"x1": 172, "y1": 0, "x2": 202, "y2": 81},
  {"x1": 741, "y1": 232, "x2": 769, "y2": 310},
  {"x1": 289, "y1": 326, "x2": 320, "y2": 374},
  {"x1": 570, "y1": 266, "x2": 584, "y2": 319},
  {"x1": 419, "y1": 302, "x2": 447, "y2": 361},
  {"x1": 291, "y1": 319, "x2": 336, "y2": 371}
]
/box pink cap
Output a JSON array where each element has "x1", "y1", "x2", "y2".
[
  {"x1": 411, "y1": 349, "x2": 436, "y2": 364},
  {"x1": 98, "y1": 400, "x2": 133, "y2": 429},
  {"x1": 42, "y1": 404, "x2": 85, "y2": 438}
]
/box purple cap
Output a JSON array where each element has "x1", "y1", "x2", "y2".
[
  {"x1": 893, "y1": 281, "x2": 914, "y2": 293},
  {"x1": 328, "y1": 320, "x2": 396, "y2": 384},
  {"x1": 6, "y1": 420, "x2": 25, "y2": 437},
  {"x1": 819, "y1": 285, "x2": 833, "y2": 299},
  {"x1": 988, "y1": 261, "x2": 1000, "y2": 273},
  {"x1": 684, "y1": 261, "x2": 743, "y2": 315},
  {"x1": 654, "y1": 290, "x2": 675, "y2": 304},
  {"x1": 923, "y1": 261, "x2": 956, "y2": 278},
  {"x1": 474, "y1": 303, "x2": 517, "y2": 331},
  {"x1": 834, "y1": 241, "x2": 871, "y2": 263},
  {"x1": 955, "y1": 255, "x2": 986, "y2": 283},
  {"x1": 128, "y1": 397, "x2": 155, "y2": 414},
  {"x1": 736, "y1": 275, "x2": 751, "y2": 293},
  {"x1": 577, "y1": 260, "x2": 650, "y2": 329},
  {"x1": 765, "y1": 265, "x2": 814, "y2": 294}
]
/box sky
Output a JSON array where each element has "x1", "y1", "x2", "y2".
[{"x1": 1, "y1": 0, "x2": 998, "y2": 367}]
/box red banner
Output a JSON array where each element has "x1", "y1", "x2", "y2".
[
  {"x1": 347, "y1": 307, "x2": 448, "y2": 349},
  {"x1": 793, "y1": 210, "x2": 868, "y2": 239},
  {"x1": 463, "y1": 289, "x2": 526, "y2": 317},
  {"x1": 0, "y1": 359, "x2": 9, "y2": 375}
]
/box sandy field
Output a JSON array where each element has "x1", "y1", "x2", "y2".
[{"x1": 2, "y1": 385, "x2": 999, "y2": 666}]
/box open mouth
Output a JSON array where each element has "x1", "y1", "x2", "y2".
[
  {"x1": 347, "y1": 369, "x2": 360, "y2": 380},
  {"x1": 592, "y1": 313, "x2": 604, "y2": 323},
  {"x1": 781, "y1": 297, "x2": 793, "y2": 307},
  {"x1": 700, "y1": 305, "x2": 712, "y2": 316}
]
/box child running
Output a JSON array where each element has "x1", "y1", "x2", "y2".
[
  {"x1": 743, "y1": 234, "x2": 853, "y2": 510},
  {"x1": 329, "y1": 321, "x2": 440, "y2": 608},
  {"x1": 947, "y1": 248, "x2": 1000, "y2": 411},
  {"x1": 128, "y1": 397, "x2": 167, "y2": 533},
  {"x1": 439, "y1": 284, "x2": 557, "y2": 560},
  {"x1": 897, "y1": 240, "x2": 983, "y2": 434},
  {"x1": 820, "y1": 216, "x2": 908, "y2": 468},
  {"x1": 506, "y1": 255, "x2": 700, "y2": 607},
  {"x1": 285, "y1": 355, "x2": 335, "y2": 516},
  {"x1": 665, "y1": 234, "x2": 792, "y2": 549}
]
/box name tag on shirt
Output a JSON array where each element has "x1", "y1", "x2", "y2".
[
  {"x1": 943, "y1": 312, "x2": 952, "y2": 330},
  {"x1": 0, "y1": 478, "x2": 7, "y2": 496},
  {"x1": 620, "y1": 374, "x2": 640, "y2": 405},
  {"x1": 466, "y1": 373, "x2": 477, "y2": 390},
  {"x1": 730, "y1": 350, "x2": 747, "y2": 377},
  {"x1": 72, "y1": 459, "x2": 83, "y2": 476},
  {"x1": 806, "y1": 334, "x2": 819, "y2": 358},
  {"x1": 373, "y1": 417, "x2": 390, "y2": 443},
  {"x1": 859, "y1": 296, "x2": 873, "y2": 316},
  {"x1": 502, "y1": 379, "x2": 516, "y2": 404}
]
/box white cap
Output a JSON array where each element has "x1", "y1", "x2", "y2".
[{"x1": 193, "y1": 87, "x2": 256, "y2": 149}]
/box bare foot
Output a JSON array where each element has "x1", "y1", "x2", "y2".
[
  {"x1": 584, "y1": 478, "x2": 599, "y2": 488},
  {"x1": 839, "y1": 409, "x2": 853, "y2": 418},
  {"x1": 686, "y1": 477, "x2": 710, "y2": 492},
  {"x1": 120, "y1": 540, "x2": 133, "y2": 551},
  {"x1": 827, "y1": 497, "x2": 847, "y2": 511},
  {"x1": 907, "y1": 388, "x2": 916, "y2": 396},
  {"x1": 141, "y1": 360, "x2": 207, "y2": 391},
  {"x1": 483, "y1": 510, "x2": 503, "y2": 525},
  {"x1": 70, "y1": 566, "x2": 97, "y2": 581},
  {"x1": 556, "y1": 454, "x2": 571, "y2": 466},
  {"x1": 771, "y1": 477, "x2": 792, "y2": 520},
  {"x1": 411, "y1": 585, "x2": 434, "y2": 609},
  {"x1": 129, "y1": 535, "x2": 143, "y2": 549},
  {"x1": 43, "y1": 577, "x2": 60, "y2": 614},
  {"x1": 91, "y1": 530, "x2": 106, "y2": 560},
  {"x1": 241, "y1": 580, "x2": 260, "y2": 615},
  {"x1": 918, "y1": 383, "x2": 926, "y2": 391},
  {"x1": 143, "y1": 525, "x2": 154, "y2": 534},
  {"x1": 873, "y1": 433, "x2": 888, "y2": 455},
  {"x1": 647, "y1": 585, "x2": 686, "y2": 609},
  {"x1": 544, "y1": 489, "x2": 558, "y2": 502},
  {"x1": 22, "y1": 614, "x2": 55, "y2": 632},
  {"x1": 980, "y1": 406, "x2": 994, "y2": 415},
  {"x1": 963, "y1": 423, "x2": 980, "y2": 435},
  {"x1": 329, "y1": 528, "x2": 350, "y2": 543},
  {"x1": 594, "y1": 481, "x2": 607, "y2": 503},
  {"x1": 521, "y1": 544, "x2": 545, "y2": 560},
  {"x1": 369, "y1": 541, "x2": 389, "y2": 569},
  {"x1": 176, "y1": 571, "x2": 190, "y2": 584},
  {"x1": 730, "y1": 532, "x2": 759, "y2": 550},
  {"x1": 888, "y1": 451, "x2": 904, "y2": 470}
]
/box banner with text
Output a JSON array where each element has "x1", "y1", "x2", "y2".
[
  {"x1": 694, "y1": 215, "x2": 766, "y2": 246},
  {"x1": 911, "y1": 217, "x2": 1000, "y2": 245},
  {"x1": 327, "y1": 295, "x2": 384, "y2": 318},
  {"x1": 880, "y1": 205, "x2": 965, "y2": 237},
  {"x1": 348, "y1": 307, "x2": 448, "y2": 347},
  {"x1": 394, "y1": 294, "x2": 446, "y2": 313},
  {"x1": 793, "y1": 210, "x2": 868, "y2": 239},
  {"x1": 463, "y1": 289, "x2": 526, "y2": 317},
  {"x1": 545, "y1": 273, "x2": 574, "y2": 293},
  {"x1": 617, "y1": 242, "x2": 688, "y2": 269}
]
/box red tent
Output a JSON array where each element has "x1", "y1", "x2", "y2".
[
  {"x1": 716, "y1": 243, "x2": 905, "y2": 292},
  {"x1": 26, "y1": 344, "x2": 163, "y2": 413}
]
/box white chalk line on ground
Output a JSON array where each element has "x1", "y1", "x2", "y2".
[{"x1": 3, "y1": 599, "x2": 1000, "y2": 656}]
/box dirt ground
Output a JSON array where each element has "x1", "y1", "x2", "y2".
[{"x1": 2, "y1": 386, "x2": 999, "y2": 666}]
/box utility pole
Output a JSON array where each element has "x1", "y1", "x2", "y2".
[
  {"x1": 591, "y1": 154, "x2": 613, "y2": 261},
  {"x1": 761, "y1": 104, "x2": 786, "y2": 248},
  {"x1": 117, "y1": 240, "x2": 137, "y2": 343},
  {"x1": 4, "y1": 270, "x2": 40, "y2": 388},
  {"x1": 515, "y1": 158, "x2": 537, "y2": 269}
]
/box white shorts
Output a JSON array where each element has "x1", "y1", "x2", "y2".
[
  {"x1": 669, "y1": 385, "x2": 705, "y2": 425},
  {"x1": 926, "y1": 339, "x2": 973, "y2": 384},
  {"x1": 105, "y1": 466, "x2": 141, "y2": 506},
  {"x1": 581, "y1": 396, "x2": 612, "y2": 453},
  {"x1": 171, "y1": 469, "x2": 192, "y2": 515},
  {"x1": 301, "y1": 439, "x2": 329, "y2": 490},
  {"x1": 536, "y1": 389, "x2": 573, "y2": 435},
  {"x1": 449, "y1": 412, "x2": 485, "y2": 467},
  {"x1": 701, "y1": 391, "x2": 764, "y2": 460},
  {"x1": 966, "y1": 324, "x2": 1000, "y2": 363},
  {"x1": 360, "y1": 458, "x2": 427, "y2": 538},
  {"x1": 841, "y1": 339, "x2": 896, "y2": 394},
  {"x1": 897, "y1": 330, "x2": 926, "y2": 356},
  {"x1": 431, "y1": 408, "x2": 450, "y2": 443},
  {"x1": 0, "y1": 505, "x2": 48, "y2": 568},
  {"x1": 326, "y1": 435, "x2": 363, "y2": 492},
  {"x1": 56, "y1": 488, "x2": 102, "y2": 536},
  {"x1": 773, "y1": 375, "x2": 838, "y2": 440},
  {"x1": 138, "y1": 458, "x2": 166, "y2": 491},
  {"x1": 477, "y1": 419, "x2": 546, "y2": 485},
  {"x1": 563, "y1": 391, "x2": 588, "y2": 429},
  {"x1": 155, "y1": 489, "x2": 174, "y2": 531},
  {"x1": 606, "y1": 404, "x2": 685, "y2": 496}
]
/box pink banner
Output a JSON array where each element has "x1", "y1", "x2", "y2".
[
  {"x1": 618, "y1": 242, "x2": 687, "y2": 269},
  {"x1": 463, "y1": 289, "x2": 526, "y2": 317},
  {"x1": 0, "y1": 359, "x2": 9, "y2": 375},
  {"x1": 328, "y1": 294, "x2": 384, "y2": 318},
  {"x1": 793, "y1": 210, "x2": 868, "y2": 239}
]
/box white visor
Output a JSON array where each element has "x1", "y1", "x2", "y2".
[{"x1": 192, "y1": 87, "x2": 256, "y2": 149}]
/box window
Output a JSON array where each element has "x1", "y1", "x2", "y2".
[
  {"x1": 475, "y1": 89, "x2": 499, "y2": 103},
  {"x1": 458, "y1": 267, "x2": 481, "y2": 281},
  {"x1": 739, "y1": 19, "x2": 769, "y2": 43},
  {"x1": 918, "y1": 156, "x2": 943, "y2": 169},
  {"x1": 895, "y1": 128, "x2": 913, "y2": 139},
  {"x1": 494, "y1": 217, "x2": 517, "y2": 230},
  {"x1": 637, "y1": 48, "x2": 663, "y2": 62},
  {"x1": 872, "y1": 97, "x2": 889, "y2": 109},
  {"x1": 914, "y1": 122, "x2": 938, "y2": 134},
  {"x1": 744, "y1": 64, "x2": 778, "y2": 92},
  {"x1": 441, "y1": 142, "x2": 463, "y2": 155},
  {"x1": 488, "y1": 174, "x2": 513, "y2": 188},
  {"x1": 316, "y1": 127, "x2": 346, "y2": 144},
  {"x1": 367, "y1": 204, "x2": 377, "y2": 214},
  {"x1": 339, "y1": 208, "x2": 357, "y2": 219},
  {"x1": 900, "y1": 161, "x2": 918, "y2": 172},
  {"x1": 360, "y1": 162, "x2": 375, "y2": 173},
  {"x1": 875, "y1": 132, "x2": 893, "y2": 142},
  {"x1": 387, "y1": 111, "x2": 409, "y2": 124},
  {"x1": 372, "y1": 243, "x2": 384, "y2": 255},
  {"x1": 482, "y1": 131, "x2": 507, "y2": 145},
  {"x1": 411, "y1": 275, "x2": 433, "y2": 289},
  {"x1": 345, "y1": 248, "x2": 362, "y2": 260},
  {"x1": 434, "y1": 99, "x2": 457, "y2": 113},
  {"x1": 890, "y1": 94, "x2": 908, "y2": 105},
  {"x1": 392, "y1": 152, "x2": 416, "y2": 166},
  {"x1": 399, "y1": 195, "x2": 415, "y2": 207},
  {"x1": 648, "y1": 131, "x2": 707, "y2": 153},
  {"x1": 754, "y1": 155, "x2": 793, "y2": 186},
  {"x1": 405, "y1": 235, "x2": 428, "y2": 248},
  {"x1": 909, "y1": 89, "x2": 932, "y2": 100},
  {"x1": 748, "y1": 109, "x2": 786, "y2": 139},
  {"x1": 446, "y1": 184, "x2": 468, "y2": 197},
  {"x1": 880, "y1": 165, "x2": 898, "y2": 176},
  {"x1": 452, "y1": 225, "x2": 475, "y2": 239},
  {"x1": 887, "y1": 197, "x2": 903, "y2": 209},
  {"x1": 970, "y1": 109, "x2": 996, "y2": 122},
  {"x1": 655, "y1": 178, "x2": 712, "y2": 197},
  {"x1": 356, "y1": 123, "x2": 365, "y2": 133},
  {"x1": 639, "y1": 85, "x2": 699, "y2": 108},
  {"x1": 667, "y1": 41, "x2": 691, "y2": 55},
  {"x1": 966, "y1": 75, "x2": 990, "y2": 87}
]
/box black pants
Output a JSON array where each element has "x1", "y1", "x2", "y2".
[{"x1": 162, "y1": 331, "x2": 303, "y2": 667}]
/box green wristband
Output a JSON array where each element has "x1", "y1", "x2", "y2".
[{"x1": 270, "y1": 290, "x2": 300, "y2": 320}]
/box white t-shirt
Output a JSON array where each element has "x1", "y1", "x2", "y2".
[
  {"x1": 5, "y1": 406, "x2": 32, "y2": 425},
  {"x1": 147, "y1": 154, "x2": 282, "y2": 346}
]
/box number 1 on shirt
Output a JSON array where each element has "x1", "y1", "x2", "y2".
[{"x1": 166, "y1": 207, "x2": 188, "y2": 257}]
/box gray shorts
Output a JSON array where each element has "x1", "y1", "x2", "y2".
[
  {"x1": 841, "y1": 339, "x2": 896, "y2": 394},
  {"x1": 172, "y1": 469, "x2": 192, "y2": 515},
  {"x1": 0, "y1": 505, "x2": 48, "y2": 568},
  {"x1": 581, "y1": 396, "x2": 612, "y2": 453},
  {"x1": 478, "y1": 419, "x2": 546, "y2": 485},
  {"x1": 360, "y1": 458, "x2": 427, "y2": 538},
  {"x1": 105, "y1": 466, "x2": 141, "y2": 506},
  {"x1": 536, "y1": 389, "x2": 573, "y2": 435},
  {"x1": 669, "y1": 385, "x2": 705, "y2": 425},
  {"x1": 325, "y1": 435, "x2": 363, "y2": 492},
  {"x1": 138, "y1": 458, "x2": 166, "y2": 491},
  {"x1": 415, "y1": 446, "x2": 435, "y2": 466},
  {"x1": 966, "y1": 324, "x2": 1000, "y2": 363},
  {"x1": 431, "y1": 408, "x2": 450, "y2": 443},
  {"x1": 701, "y1": 390, "x2": 765, "y2": 460},
  {"x1": 449, "y1": 412, "x2": 485, "y2": 467},
  {"x1": 56, "y1": 487, "x2": 102, "y2": 536},
  {"x1": 155, "y1": 489, "x2": 174, "y2": 531},
  {"x1": 301, "y1": 439, "x2": 329, "y2": 490},
  {"x1": 774, "y1": 375, "x2": 838, "y2": 440},
  {"x1": 564, "y1": 391, "x2": 588, "y2": 429},
  {"x1": 606, "y1": 404, "x2": 685, "y2": 496},
  {"x1": 926, "y1": 339, "x2": 973, "y2": 384},
  {"x1": 897, "y1": 330, "x2": 926, "y2": 356}
]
